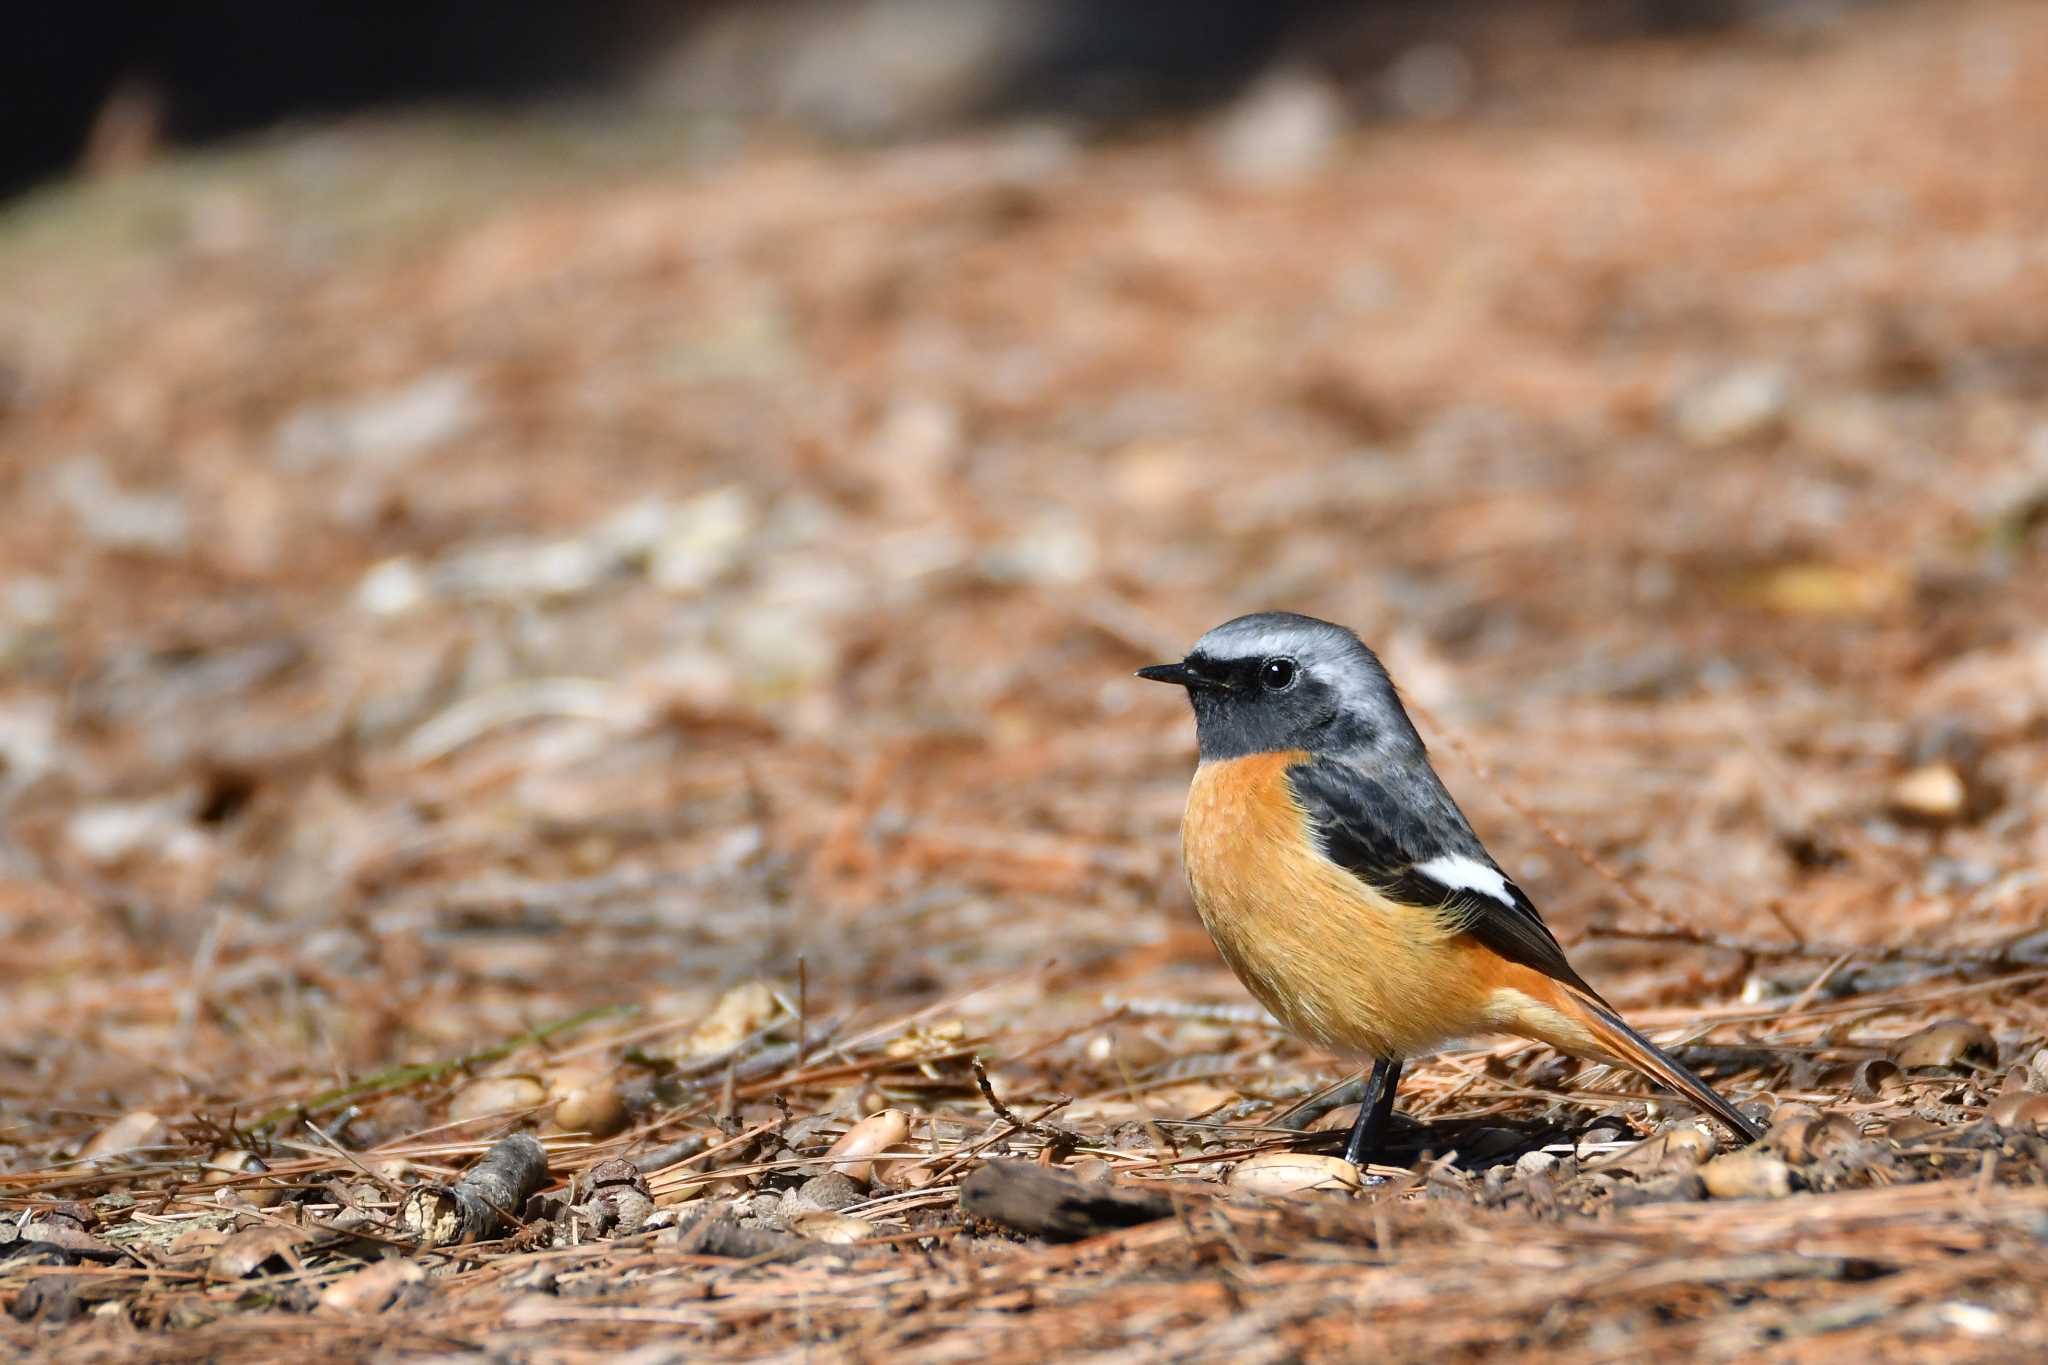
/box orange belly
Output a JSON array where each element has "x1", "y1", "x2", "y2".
[{"x1": 1182, "y1": 752, "x2": 1532, "y2": 1061}]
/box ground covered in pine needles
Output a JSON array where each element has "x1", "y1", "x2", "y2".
[{"x1": 6, "y1": 1, "x2": 2048, "y2": 1358}]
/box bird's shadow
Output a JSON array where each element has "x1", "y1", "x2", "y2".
[
  {"x1": 1271, "y1": 1078, "x2": 1606, "y2": 1175},
  {"x1": 1293, "y1": 1113, "x2": 1576, "y2": 1174}
]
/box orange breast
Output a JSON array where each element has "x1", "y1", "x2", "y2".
[{"x1": 1181, "y1": 752, "x2": 1495, "y2": 1060}]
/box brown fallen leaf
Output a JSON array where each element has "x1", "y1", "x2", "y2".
[
  {"x1": 19, "y1": 1221, "x2": 122, "y2": 1262},
  {"x1": 1767, "y1": 1105, "x2": 1861, "y2": 1164},
  {"x1": 548, "y1": 1063, "x2": 633, "y2": 1138},
  {"x1": 209, "y1": 1226, "x2": 311, "y2": 1279},
  {"x1": 1593, "y1": 1126, "x2": 1714, "y2": 1176},
  {"x1": 1742, "y1": 561, "x2": 1908, "y2": 618},
  {"x1": 1700, "y1": 1148, "x2": 1794, "y2": 1199},
  {"x1": 1889, "y1": 1019, "x2": 1997, "y2": 1073},
  {"x1": 319, "y1": 1258, "x2": 427, "y2": 1314},
  {"x1": 162, "y1": 1223, "x2": 230, "y2": 1261},
  {"x1": 676, "y1": 981, "x2": 780, "y2": 1060},
  {"x1": 789, "y1": 1211, "x2": 875, "y2": 1244},
  {"x1": 1884, "y1": 1116, "x2": 1944, "y2": 1141},
  {"x1": 1843, "y1": 1058, "x2": 1906, "y2": 1100},
  {"x1": 1228, "y1": 1152, "x2": 1363, "y2": 1195},
  {"x1": 79, "y1": 1111, "x2": 169, "y2": 1161},
  {"x1": 1987, "y1": 1093, "x2": 2048, "y2": 1133},
  {"x1": 825, "y1": 1108, "x2": 911, "y2": 1186}
]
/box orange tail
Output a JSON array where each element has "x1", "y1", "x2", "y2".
[{"x1": 1549, "y1": 987, "x2": 1764, "y2": 1144}]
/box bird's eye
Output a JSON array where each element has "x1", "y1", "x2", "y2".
[{"x1": 1259, "y1": 657, "x2": 1298, "y2": 691}]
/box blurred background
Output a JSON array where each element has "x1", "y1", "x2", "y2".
[{"x1": 3, "y1": 0, "x2": 2046, "y2": 1154}]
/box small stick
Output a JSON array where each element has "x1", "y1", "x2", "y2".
[
  {"x1": 1765, "y1": 902, "x2": 1809, "y2": 948},
  {"x1": 399, "y1": 1134, "x2": 548, "y2": 1249},
  {"x1": 1784, "y1": 949, "x2": 1859, "y2": 1019},
  {"x1": 297, "y1": 1118, "x2": 408, "y2": 1203},
  {"x1": 929, "y1": 1097, "x2": 1078, "y2": 1181},
  {"x1": 972, "y1": 1057, "x2": 1074, "y2": 1146},
  {"x1": 797, "y1": 958, "x2": 809, "y2": 1067}
]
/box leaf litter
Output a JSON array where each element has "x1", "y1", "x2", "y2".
[{"x1": 5, "y1": 1, "x2": 2048, "y2": 1358}]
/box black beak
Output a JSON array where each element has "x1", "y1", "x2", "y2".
[
  {"x1": 1137, "y1": 661, "x2": 1226, "y2": 691},
  {"x1": 1136, "y1": 663, "x2": 1193, "y2": 687}
]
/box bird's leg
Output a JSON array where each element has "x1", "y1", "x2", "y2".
[{"x1": 1340, "y1": 1058, "x2": 1404, "y2": 1170}]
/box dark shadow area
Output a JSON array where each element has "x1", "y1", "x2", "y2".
[
  {"x1": 1, "y1": 2, "x2": 675, "y2": 198},
  {"x1": 3, "y1": 0, "x2": 1816, "y2": 201}
]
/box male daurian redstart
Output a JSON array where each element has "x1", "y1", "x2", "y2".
[{"x1": 1140, "y1": 611, "x2": 1764, "y2": 1168}]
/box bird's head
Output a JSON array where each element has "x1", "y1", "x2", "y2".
[{"x1": 1138, "y1": 611, "x2": 1423, "y2": 762}]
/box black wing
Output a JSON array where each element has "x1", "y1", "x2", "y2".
[{"x1": 1285, "y1": 754, "x2": 1596, "y2": 997}]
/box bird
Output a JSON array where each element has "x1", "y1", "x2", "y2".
[{"x1": 1137, "y1": 610, "x2": 1764, "y2": 1170}]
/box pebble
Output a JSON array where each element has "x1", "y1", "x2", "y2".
[
  {"x1": 790, "y1": 1172, "x2": 866, "y2": 1213},
  {"x1": 1671, "y1": 365, "x2": 1790, "y2": 448},
  {"x1": 48, "y1": 455, "x2": 190, "y2": 554},
  {"x1": 355, "y1": 557, "x2": 432, "y2": 616},
  {"x1": 1210, "y1": 68, "x2": 1346, "y2": 186},
  {"x1": 273, "y1": 370, "x2": 477, "y2": 471},
  {"x1": 1889, "y1": 763, "x2": 1969, "y2": 824}
]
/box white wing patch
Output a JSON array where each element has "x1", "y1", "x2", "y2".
[{"x1": 1416, "y1": 854, "x2": 1515, "y2": 908}]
